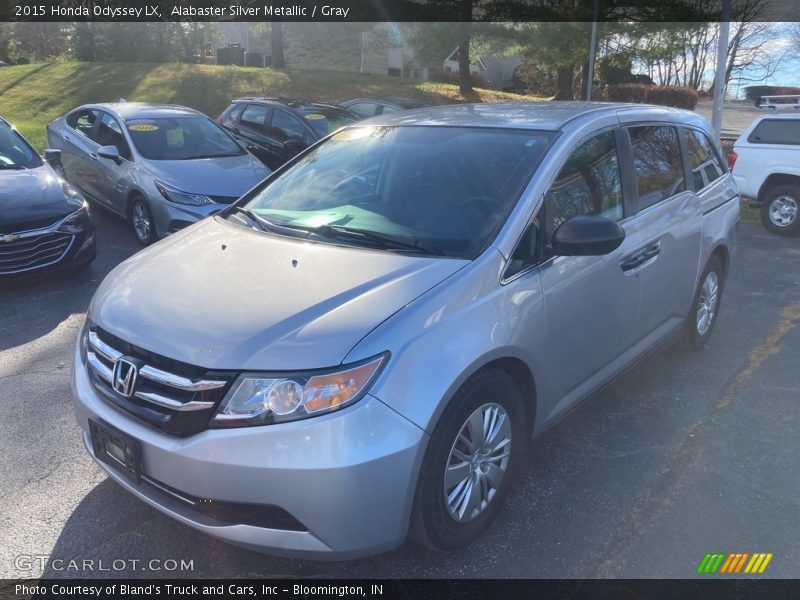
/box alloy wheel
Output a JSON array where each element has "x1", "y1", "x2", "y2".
[
  {"x1": 696, "y1": 270, "x2": 719, "y2": 337},
  {"x1": 132, "y1": 202, "x2": 151, "y2": 242},
  {"x1": 443, "y1": 402, "x2": 512, "y2": 523}
]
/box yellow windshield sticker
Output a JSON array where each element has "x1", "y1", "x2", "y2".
[
  {"x1": 304, "y1": 114, "x2": 326, "y2": 120},
  {"x1": 128, "y1": 124, "x2": 158, "y2": 132}
]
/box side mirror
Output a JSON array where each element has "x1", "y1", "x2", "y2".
[
  {"x1": 43, "y1": 148, "x2": 62, "y2": 165},
  {"x1": 97, "y1": 145, "x2": 121, "y2": 163},
  {"x1": 552, "y1": 215, "x2": 626, "y2": 256}
]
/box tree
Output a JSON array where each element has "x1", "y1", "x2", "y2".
[{"x1": 271, "y1": 23, "x2": 285, "y2": 68}]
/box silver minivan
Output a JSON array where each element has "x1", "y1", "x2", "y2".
[{"x1": 71, "y1": 103, "x2": 739, "y2": 559}]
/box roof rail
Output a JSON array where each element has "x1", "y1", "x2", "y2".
[{"x1": 756, "y1": 94, "x2": 800, "y2": 110}]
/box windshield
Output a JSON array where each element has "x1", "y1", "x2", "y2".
[
  {"x1": 238, "y1": 126, "x2": 553, "y2": 258},
  {"x1": 126, "y1": 116, "x2": 244, "y2": 160},
  {"x1": 295, "y1": 107, "x2": 361, "y2": 138},
  {"x1": 0, "y1": 122, "x2": 42, "y2": 169}
]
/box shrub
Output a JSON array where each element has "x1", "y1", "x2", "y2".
[
  {"x1": 606, "y1": 83, "x2": 698, "y2": 110},
  {"x1": 645, "y1": 85, "x2": 698, "y2": 109},
  {"x1": 606, "y1": 83, "x2": 648, "y2": 103}
]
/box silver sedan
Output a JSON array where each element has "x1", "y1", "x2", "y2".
[{"x1": 47, "y1": 103, "x2": 270, "y2": 244}]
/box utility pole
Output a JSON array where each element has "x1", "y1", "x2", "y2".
[
  {"x1": 711, "y1": 0, "x2": 733, "y2": 140},
  {"x1": 586, "y1": 0, "x2": 599, "y2": 101}
]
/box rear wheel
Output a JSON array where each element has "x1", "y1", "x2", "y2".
[
  {"x1": 685, "y1": 255, "x2": 724, "y2": 350},
  {"x1": 760, "y1": 184, "x2": 800, "y2": 236},
  {"x1": 128, "y1": 195, "x2": 156, "y2": 245},
  {"x1": 410, "y1": 368, "x2": 525, "y2": 552}
]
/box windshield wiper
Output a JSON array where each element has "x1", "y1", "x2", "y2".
[
  {"x1": 310, "y1": 224, "x2": 443, "y2": 255},
  {"x1": 228, "y1": 206, "x2": 316, "y2": 236},
  {"x1": 0, "y1": 164, "x2": 26, "y2": 170}
]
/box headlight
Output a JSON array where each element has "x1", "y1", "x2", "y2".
[
  {"x1": 78, "y1": 315, "x2": 90, "y2": 365},
  {"x1": 57, "y1": 203, "x2": 91, "y2": 234},
  {"x1": 213, "y1": 354, "x2": 388, "y2": 427},
  {"x1": 155, "y1": 181, "x2": 212, "y2": 206}
]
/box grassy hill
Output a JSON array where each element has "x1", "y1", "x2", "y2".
[{"x1": 0, "y1": 62, "x2": 535, "y2": 150}]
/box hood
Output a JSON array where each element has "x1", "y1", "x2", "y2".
[
  {"x1": 0, "y1": 165, "x2": 83, "y2": 234},
  {"x1": 142, "y1": 153, "x2": 269, "y2": 198},
  {"x1": 91, "y1": 217, "x2": 468, "y2": 371}
]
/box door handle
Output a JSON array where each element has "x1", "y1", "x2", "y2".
[
  {"x1": 640, "y1": 241, "x2": 661, "y2": 261},
  {"x1": 621, "y1": 241, "x2": 661, "y2": 272},
  {"x1": 88, "y1": 153, "x2": 98, "y2": 160},
  {"x1": 621, "y1": 255, "x2": 645, "y2": 272},
  {"x1": 62, "y1": 134, "x2": 71, "y2": 142}
]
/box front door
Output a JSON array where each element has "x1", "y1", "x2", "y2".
[{"x1": 534, "y1": 129, "x2": 643, "y2": 420}]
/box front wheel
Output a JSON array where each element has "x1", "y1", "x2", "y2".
[
  {"x1": 685, "y1": 255, "x2": 724, "y2": 350},
  {"x1": 128, "y1": 196, "x2": 156, "y2": 245},
  {"x1": 410, "y1": 368, "x2": 525, "y2": 552},
  {"x1": 760, "y1": 184, "x2": 800, "y2": 236}
]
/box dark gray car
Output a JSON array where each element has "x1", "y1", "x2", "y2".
[{"x1": 47, "y1": 103, "x2": 270, "y2": 244}]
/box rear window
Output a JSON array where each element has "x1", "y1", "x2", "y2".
[
  {"x1": 685, "y1": 129, "x2": 725, "y2": 190},
  {"x1": 747, "y1": 119, "x2": 800, "y2": 145}
]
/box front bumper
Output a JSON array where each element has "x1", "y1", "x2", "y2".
[
  {"x1": 71, "y1": 342, "x2": 428, "y2": 559},
  {"x1": 146, "y1": 195, "x2": 227, "y2": 238}
]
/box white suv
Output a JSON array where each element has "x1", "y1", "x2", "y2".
[{"x1": 731, "y1": 112, "x2": 800, "y2": 235}]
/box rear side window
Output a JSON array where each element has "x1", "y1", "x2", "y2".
[
  {"x1": 543, "y1": 130, "x2": 623, "y2": 244},
  {"x1": 240, "y1": 104, "x2": 268, "y2": 130},
  {"x1": 685, "y1": 129, "x2": 724, "y2": 190},
  {"x1": 66, "y1": 109, "x2": 100, "y2": 140},
  {"x1": 747, "y1": 119, "x2": 800, "y2": 145},
  {"x1": 346, "y1": 102, "x2": 379, "y2": 118},
  {"x1": 628, "y1": 126, "x2": 685, "y2": 209}
]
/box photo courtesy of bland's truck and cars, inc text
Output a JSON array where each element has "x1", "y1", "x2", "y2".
[{"x1": 1, "y1": 0, "x2": 799, "y2": 598}]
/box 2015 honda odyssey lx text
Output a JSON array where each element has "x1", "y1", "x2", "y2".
[{"x1": 71, "y1": 102, "x2": 739, "y2": 559}]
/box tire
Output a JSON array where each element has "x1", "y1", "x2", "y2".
[
  {"x1": 410, "y1": 368, "x2": 526, "y2": 552},
  {"x1": 128, "y1": 195, "x2": 156, "y2": 245},
  {"x1": 760, "y1": 184, "x2": 800, "y2": 236},
  {"x1": 684, "y1": 255, "x2": 724, "y2": 351}
]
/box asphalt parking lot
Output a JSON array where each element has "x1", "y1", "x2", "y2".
[{"x1": 1, "y1": 207, "x2": 798, "y2": 580}]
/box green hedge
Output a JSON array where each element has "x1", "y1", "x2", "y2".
[{"x1": 605, "y1": 84, "x2": 698, "y2": 110}]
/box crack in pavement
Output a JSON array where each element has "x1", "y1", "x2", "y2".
[{"x1": 588, "y1": 302, "x2": 800, "y2": 578}]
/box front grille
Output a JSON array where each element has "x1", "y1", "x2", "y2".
[
  {"x1": 0, "y1": 231, "x2": 73, "y2": 275},
  {"x1": 86, "y1": 327, "x2": 233, "y2": 436}
]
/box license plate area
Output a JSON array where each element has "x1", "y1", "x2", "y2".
[{"x1": 89, "y1": 418, "x2": 142, "y2": 484}]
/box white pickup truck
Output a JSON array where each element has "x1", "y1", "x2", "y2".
[{"x1": 731, "y1": 111, "x2": 800, "y2": 235}]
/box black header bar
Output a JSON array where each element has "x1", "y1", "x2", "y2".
[{"x1": 1, "y1": 0, "x2": 799, "y2": 23}]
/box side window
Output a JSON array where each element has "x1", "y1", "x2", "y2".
[
  {"x1": 505, "y1": 219, "x2": 540, "y2": 278},
  {"x1": 240, "y1": 104, "x2": 268, "y2": 131},
  {"x1": 685, "y1": 129, "x2": 724, "y2": 190},
  {"x1": 96, "y1": 113, "x2": 131, "y2": 160},
  {"x1": 268, "y1": 110, "x2": 307, "y2": 142},
  {"x1": 747, "y1": 119, "x2": 800, "y2": 145},
  {"x1": 346, "y1": 102, "x2": 378, "y2": 118},
  {"x1": 66, "y1": 109, "x2": 100, "y2": 140},
  {"x1": 628, "y1": 125, "x2": 686, "y2": 209},
  {"x1": 543, "y1": 130, "x2": 623, "y2": 245},
  {"x1": 380, "y1": 105, "x2": 401, "y2": 114}
]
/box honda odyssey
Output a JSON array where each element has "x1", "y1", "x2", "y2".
[{"x1": 71, "y1": 102, "x2": 739, "y2": 559}]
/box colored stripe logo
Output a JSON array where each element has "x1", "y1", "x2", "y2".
[{"x1": 697, "y1": 552, "x2": 773, "y2": 574}]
